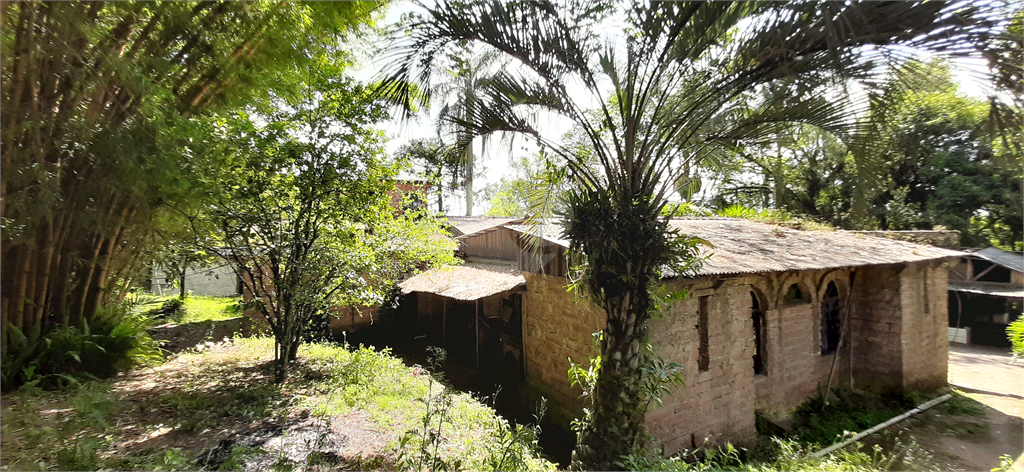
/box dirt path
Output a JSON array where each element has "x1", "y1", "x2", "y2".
[
  {"x1": 860, "y1": 344, "x2": 1024, "y2": 471},
  {"x1": 943, "y1": 344, "x2": 1024, "y2": 471},
  {"x1": 948, "y1": 343, "x2": 1024, "y2": 399}
]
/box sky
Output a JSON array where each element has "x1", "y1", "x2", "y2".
[{"x1": 350, "y1": 1, "x2": 1000, "y2": 217}]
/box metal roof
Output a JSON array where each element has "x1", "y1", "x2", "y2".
[
  {"x1": 500, "y1": 218, "x2": 963, "y2": 277},
  {"x1": 504, "y1": 224, "x2": 570, "y2": 248},
  {"x1": 948, "y1": 281, "x2": 1024, "y2": 298},
  {"x1": 668, "y1": 219, "x2": 963, "y2": 276},
  {"x1": 399, "y1": 262, "x2": 526, "y2": 301},
  {"x1": 966, "y1": 247, "x2": 1024, "y2": 274},
  {"x1": 445, "y1": 216, "x2": 524, "y2": 237}
]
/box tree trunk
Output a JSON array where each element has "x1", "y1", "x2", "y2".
[
  {"x1": 573, "y1": 289, "x2": 651, "y2": 471},
  {"x1": 179, "y1": 272, "x2": 186, "y2": 299},
  {"x1": 464, "y1": 144, "x2": 474, "y2": 216}
]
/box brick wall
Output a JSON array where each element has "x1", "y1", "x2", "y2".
[
  {"x1": 518, "y1": 262, "x2": 951, "y2": 455},
  {"x1": 898, "y1": 262, "x2": 949, "y2": 391},
  {"x1": 647, "y1": 278, "x2": 758, "y2": 454},
  {"x1": 749, "y1": 269, "x2": 855, "y2": 418},
  {"x1": 848, "y1": 264, "x2": 905, "y2": 391},
  {"x1": 521, "y1": 273, "x2": 604, "y2": 429}
]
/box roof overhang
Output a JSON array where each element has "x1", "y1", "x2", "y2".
[
  {"x1": 948, "y1": 281, "x2": 1024, "y2": 299},
  {"x1": 399, "y1": 263, "x2": 526, "y2": 301}
]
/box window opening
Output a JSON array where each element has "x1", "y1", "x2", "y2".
[
  {"x1": 820, "y1": 282, "x2": 841, "y2": 355},
  {"x1": 698, "y1": 295, "x2": 709, "y2": 372},
  {"x1": 784, "y1": 284, "x2": 808, "y2": 303},
  {"x1": 751, "y1": 292, "x2": 766, "y2": 375}
]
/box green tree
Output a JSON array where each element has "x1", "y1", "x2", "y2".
[
  {"x1": 379, "y1": 1, "x2": 994, "y2": 468},
  {"x1": 0, "y1": 1, "x2": 384, "y2": 360},
  {"x1": 395, "y1": 138, "x2": 464, "y2": 213},
  {"x1": 485, "y1": 151, "x2": 570, "y2": 217},
  {"x1": 202, "y1": 77, "x2": 455, "y2": 383},
  {"x1": 430, "y1": 48, "x2": 507, "y2": 215}
]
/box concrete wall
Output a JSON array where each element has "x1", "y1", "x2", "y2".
[{"x1": 152, "y1": 260, "x2": 240, "y2": 297}]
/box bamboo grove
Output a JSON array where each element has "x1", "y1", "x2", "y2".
[{"x1": 0, "y1": 1, "x2": 383, "y2": 362}]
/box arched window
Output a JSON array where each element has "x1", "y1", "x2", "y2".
[
  {"x1": 784, "y1": 284, "x2": 809, "y2": 304},
  {"x1": 751, "y1": 292, "x2": 766, "y2": 375},
  {"x1": 821, "y1": 282, "x2": 842, "y2": 355}
]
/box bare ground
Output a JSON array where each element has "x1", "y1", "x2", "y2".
[
  {"x1": 0, "y1": 340, "x2": 396, "y2": 471},
  {"x1": 860, "y1": 344, "x2": 1024, "y2": 471}
]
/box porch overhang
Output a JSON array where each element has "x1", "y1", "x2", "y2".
[
  {"x1": 948, "y1": 281, "x2": 1024, "y2": 299},
  {"x1": 400, "y1": 262, "x2": 525, "y2": 301}
]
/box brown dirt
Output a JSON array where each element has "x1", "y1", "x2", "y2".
[
  {"x1": 147, "y1": 317, "x2": 248, "y2": 353},
  {"x1": 948, "y1": 343, "x2": 1024, "y2": 398},
  {"x1": 2, "y1": 340, "x2": 396, "y2": 471},
  {"x1": 858, "y1": 344, "x2": 1024, "y2": 471}
]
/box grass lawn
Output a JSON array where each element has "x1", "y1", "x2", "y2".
[
  {"x1": 0, "y1": 338, "x2": 555, "y2": 471},
  {"x1": 134, "y1": 294, "x2": 243, "y2": 324}
]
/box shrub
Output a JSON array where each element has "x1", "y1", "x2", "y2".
[
  {"x1": 1007, "y1": 315, "x2": 1023, "y2": 357},
  {"x1": 140, "y1": 297, "x2": 186, "y2": 321},
  {"x1": 2, "y1": 299, "x2": 162, "y2": 391}
]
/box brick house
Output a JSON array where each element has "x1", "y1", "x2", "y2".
[{"x1": 398, "y1": 217, "x2": 961, "y2": 454}]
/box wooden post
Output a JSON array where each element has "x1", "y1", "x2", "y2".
[{"x1": 475, "y1": 299, "x2": 480, "y2": 369}]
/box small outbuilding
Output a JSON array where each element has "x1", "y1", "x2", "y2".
[
  {"x1": 947, "y1": 247, "x2": 1024, "y2": 346},
  {"x1": 398, "y1": 217, "x2": 962, "y2": 453}
]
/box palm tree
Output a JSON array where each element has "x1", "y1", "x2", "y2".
[
  {"x1": 433, "y1": 48, "x2": 507, "y2": 215},
  {"x1": 378, "y1": 1, "x2": 994, "y2": 468}
]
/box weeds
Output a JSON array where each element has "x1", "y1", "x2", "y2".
[
  {"x1": 621, "y1": 437, "x2": 938, "y2": 472},
  {"x1": 1, "y1": 338, "x2": 554, "y2": 471},
  {"x1": 936, "y1": 390, "x2": 987, "y2": 417}
]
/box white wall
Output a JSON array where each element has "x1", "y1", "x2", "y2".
[{"x1": 152, "y1": 260, "x2": 240, "y2": 297}]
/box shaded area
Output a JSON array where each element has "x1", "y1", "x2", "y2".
[{"x1": 345, "y1": 314, "x2": 576, "y2": 467}]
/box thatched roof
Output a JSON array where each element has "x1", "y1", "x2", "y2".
[{"x1": 399, "y1": 262, "x2": 525, "y2": 300}]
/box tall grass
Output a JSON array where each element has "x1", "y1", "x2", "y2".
[{"x1": 4, "y1": 337, "x2": 554, "y2": 471}]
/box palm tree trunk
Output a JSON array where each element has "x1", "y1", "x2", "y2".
[
  {"x1": 464, "y1": 144, "x2": 474, "y2": 216},
  {"x1": 574, "y1": 288, "x2": 651, "y2": 471}
]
